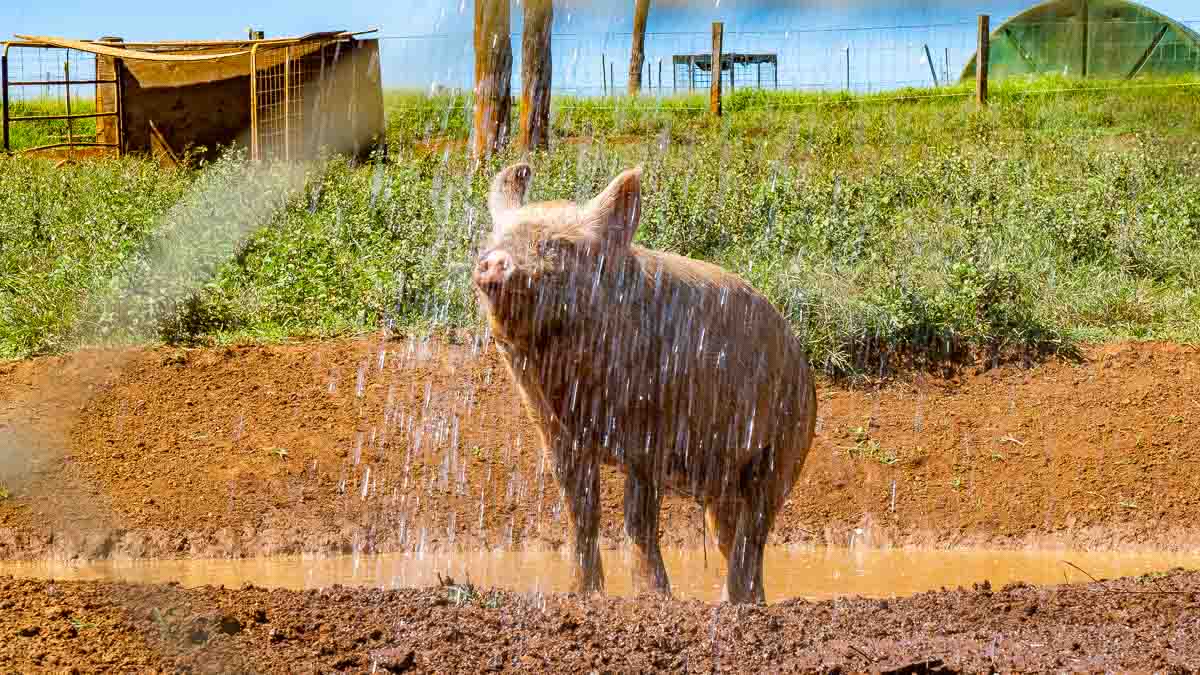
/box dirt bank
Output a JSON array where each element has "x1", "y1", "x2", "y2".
[
  {"x1": 3, "y1": 569, "x2": 1199, "y2": 672},
  {"x1": 1, "y1": 335, "x2": 1199, "y2": 560}
]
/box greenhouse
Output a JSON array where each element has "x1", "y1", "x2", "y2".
[{"x1": 961, "y1": 0, "x2": 1200, "y2": 81}]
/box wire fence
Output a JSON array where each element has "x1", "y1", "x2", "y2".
[
  {"x1": 378, "y1": 16, "x2": 1200, "y2": 97},
  {"x1": 2, "y1": 45, "x2": 99, "y2": 103}
]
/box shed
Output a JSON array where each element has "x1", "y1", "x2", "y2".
[
  {"x1": 2, "y1": 30, "x2": 384, "y2": 162},
  {"x1": 960, "y1": 0, "x2": 1200, "y2": 81}
]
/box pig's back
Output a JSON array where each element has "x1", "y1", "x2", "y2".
[{"x1": 607, "y1": 247, "x2": 811, "y2": 493}]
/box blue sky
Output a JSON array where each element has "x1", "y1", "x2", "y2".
[
  {"x1": 3, "y1": 1, "x2": 1197, "y2": 92},
  {"x1": 4, "y1": 0, "x2": 1196, "y2": 41}
]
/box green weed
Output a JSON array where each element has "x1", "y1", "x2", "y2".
[{"x1": 2, "y1": 76, "x2": 1199, "y2": 371}]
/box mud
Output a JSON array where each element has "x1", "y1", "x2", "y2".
[
  {"x1": 2, "y1": 335, "x2": 1199, "y2": 561},
  {"x1": 5, "y1": 546, "x2": 1200, "y2": 604},
  {"x1": 3, "y1": 569, "x2": 1199, "y2": 672}
]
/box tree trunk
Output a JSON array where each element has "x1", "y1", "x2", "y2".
[
  {"x1": 519, "y1": 0, "x2": 553, "y2": 152},
  {"x1": 473, "y1": 0, "x2": 513, "y2": 160},
  {"x1": 628, "y1": 0, "x2": 651, "y2": 95}
]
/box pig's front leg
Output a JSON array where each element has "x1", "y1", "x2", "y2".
[
  {"x1": 554, "y1": 450, "x2": 605, "y2": 595},
  {"x1": 623, "y1": 470, "x2": 671, "y2": 596}
]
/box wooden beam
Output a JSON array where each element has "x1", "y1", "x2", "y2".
[
  {"x1": 628, "y1": 0, "x2": 651, "y2": 95},
  {"x1": 519, "y1": 0, "x2": 553, "y2": 152},
  {"x1": 472, "y1": 0, "x2": 513, "y2": 160},
  {"x1": 710, "y1": 22, "x2": 722, "y2": 116}
]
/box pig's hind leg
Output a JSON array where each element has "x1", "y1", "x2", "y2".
[
  {"x1": 555, "y1": 454, "x2": 605, "y2": 595},
  {"x1": 624, "y1": 471, "x2": 671, "y2": 596},
  {"x1": 706, "y1": 447, "x2": 778, "y2": 604}
]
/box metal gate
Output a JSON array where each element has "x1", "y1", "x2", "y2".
[{"x1": 1, "y1": 39, "x2": 124, "y2": 157}]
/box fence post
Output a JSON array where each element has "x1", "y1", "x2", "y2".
[
  {"x1": 64, "y1": 61, "x2": 73, "y2": 160},
  {"x1": 711, "y1": 22, "x2": 723, "y2": 116},
  {"x1": 924, "y1": 44, "x2": 939, "y2": 86},
  {"x1": 845, "y1": 47, "x2": 851, "y2": 92},
  {"x1": 519, "y1": 0, "x2": 552, "y2": 152},
  {"x1": 472, "y1": 0, "x2": 513, "y2": 160},
  {"x1": 628, "y1": 0, "x2": 650, "y2": 95},
  {"x1": 601, "y1": 53, "x2": 607, "y2": 95},
  {"x1": 976, "y1": 14, "x2": 990, "y2": 106},
  {"x1": 1081, "y1": 0, "x2": 1089, "y2": 79}
]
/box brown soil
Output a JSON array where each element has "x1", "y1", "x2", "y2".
[
  {"x1": 3, "y1": 569, "x2": 1199, "y2": 672},
  {"x1": 2, "y1": 335, "x2": 1200, "y2": 561}
]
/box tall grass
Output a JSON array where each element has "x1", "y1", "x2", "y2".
[
  {"x1": 3, "y1": 76, "x2": 1199, "y2": 372},
  {"x1": 5, "y1": 98, "x2": 99, "y2": 150}
]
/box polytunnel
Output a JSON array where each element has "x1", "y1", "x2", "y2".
[{"x1": 960, "y1": 0, "x2": 1200, "y2": 81}]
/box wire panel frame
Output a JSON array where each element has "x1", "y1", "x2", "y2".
[
  {"x1": 1, "y1": 43, "x2": 121, "y2": 156},
  {"x1": 251, "y1": 38, "x2": 383, "y2": 161}
]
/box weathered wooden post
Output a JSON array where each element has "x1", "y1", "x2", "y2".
[
  {"x1": 976, "y1": 14, "x2": 990, "y2": 106},
  {"x1": 628, "y1": 0, "x2": 651, "y2": 95},
  {"x1": 473, "y1": 0, "x2": 513, "y2": 160},
  {"x1": 519, "y1": 0, "x2": 553, "y2": 152},
  {"x1": 711, "y1": 22, "x2": 723, "y2": 116}
]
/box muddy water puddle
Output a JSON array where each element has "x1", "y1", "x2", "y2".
[{"x1": 4, "y1": 548, "x2": 1198, "y2": 603}]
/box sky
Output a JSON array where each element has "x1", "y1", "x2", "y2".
[{"x1": 3, "y1": 1, "x2": 1197, "y2": 92}]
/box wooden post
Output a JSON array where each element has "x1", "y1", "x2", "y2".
[
  {"x1": 473, "y1": 0, "x2": 513, "y2": 160},
  {"x1": 924, "y1": 44, "x2": 939, "y2": 86},
  {"x1": 976, "y1": 14, "x2": 990, "y2": 106},
  {"x1": 114, "y1": 58, "x2": 125, "y2": 157},
  {"x1": 710, "y1": 22, "x2": 723, "y2": 116},
  {"x1": 64, "y1": 60, "x2": 73, "y2": 160},
  {"x1": 628, "y1": 0, "x2": 651, "y2": 95},
  {"x1": 519, "y1": 0, "x2": 553, "y2": 152},
  {"x1": 1, "y1": 51, "x2": 9, "y2": 153}
]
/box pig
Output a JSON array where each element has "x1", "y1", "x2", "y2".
[{"x1": 472, "y1": 162, "x2": 817, "y2": 604}]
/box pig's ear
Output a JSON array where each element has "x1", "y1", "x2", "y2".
[
  {"x1": 583, "y1": 166, "x2": 643, "y2": 248},
  {"x1": 488, "y1": 163, "x2": 533, "y2": 221}
]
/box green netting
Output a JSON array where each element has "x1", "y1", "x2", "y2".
[{"x1": 961, "y1": 0, "x2": 1200, "y2": 81}]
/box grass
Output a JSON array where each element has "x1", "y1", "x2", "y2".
[
  {"x1": 2, "y1": 75, "x2": 1199, "y2": 373},
  {"x1": 6, "y1": 97, "x2": 100, "y2": 151}
]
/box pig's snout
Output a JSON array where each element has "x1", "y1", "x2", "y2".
[{"x1": 474, "y1": 249, "x2": 514, "y2": 289}]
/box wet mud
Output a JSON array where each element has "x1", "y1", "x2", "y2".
[
  {"x1": 2, "y1": 335, "x2": 1199, "y2": 671},
  {"x1": 2, "y1": 569, "x2": 1199, "y2": 672},
  {"x1": 2, "y1": 336, "x2": 1199, "y2": 561}
]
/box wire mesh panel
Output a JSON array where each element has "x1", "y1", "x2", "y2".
[{"x1": 252, "y1": 39, "x2": 384, "y2": 161}]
